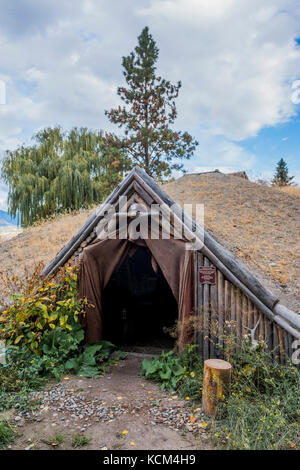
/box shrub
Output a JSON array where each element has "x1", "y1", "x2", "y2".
[
  {"x1": 0, "y1": 265, "x2": 121, "y2": 411},
  {"x1": 0, "y1": 336, "x2": 118, "y2": 411},
  {"x1": 0, "y1": 266, "x2": 87, "y2": 354}
]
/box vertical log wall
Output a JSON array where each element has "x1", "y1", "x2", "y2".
[{"x1": 194, "y1": 252, "x2": 296, "y2": 364}]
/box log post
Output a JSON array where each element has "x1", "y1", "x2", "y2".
[{"x1": 202, "y1": 359, "x2": 232, "y2": 417}]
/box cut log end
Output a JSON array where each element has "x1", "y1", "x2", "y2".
[
  {"x1": 202, "y1": 358, "x2": 232, "y2": 417},
  {"x1": 204, "y1": 359, "x2": 232, "y2": 370}
]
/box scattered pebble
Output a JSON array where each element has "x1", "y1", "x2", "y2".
[{"x1": 19, "y1": 368, "x2": 210, "y2": 441}]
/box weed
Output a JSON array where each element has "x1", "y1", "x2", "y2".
[
  {"x1": 0, "y1": 347, "x2": 45, "y2": 412},
  {"x1": 177, "y1": 345, "x2": 204, "y2": 401},
  {"x1": 65, "y1": 341, "x2": 116, "y2": 378},
  {"x1": 141, "y1": 345, "x2": 203, "y2": 393},
  {"x1": 72, "y1": 433, "x2": 91, "y2": 448},
  {"x1": 51, "y1": 433, "x2": 65, "y2": 446},
  {"x1": 141, "y1": 350, "x2": 185, "y2": 390},
  {"x1": 0, "y1": 421, "x2": 16, "y2": 449},
  {"x1": 213, "y1": 337, "x2": 300, "y2": 450}
]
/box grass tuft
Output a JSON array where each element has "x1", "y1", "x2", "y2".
[
  {"x1": 51, "y1": 433, "x2": 65, "y2": 446},
  {"x1": 72, "y1": 433, "x2": 92, "y2": 448}
]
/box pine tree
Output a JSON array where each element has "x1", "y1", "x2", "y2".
[
  {"x1": 1, "y1": 127, "x2": 126, "y2": 227},
  {"x1": 272, "y1": 158, "x2": 295, "y2": 186},
  {"x1": 104, "y1": 27, "x2": 198, "y2": 181}
]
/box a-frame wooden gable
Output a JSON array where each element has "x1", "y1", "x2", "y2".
[{"x1": 42, "y1": 166, "x2": 300, "y2": 363}]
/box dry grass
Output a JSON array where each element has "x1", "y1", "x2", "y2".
[
  {"x1": 273, "y1": 185, "x2": 300, "y2": 197},
  {"x1": 0, "y1": 209, "x2": 94, "y2": 279},
  {"x1": 164, "y1": 173, "x2": 300, "y2": 310}
]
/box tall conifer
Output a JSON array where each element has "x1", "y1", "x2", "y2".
[
  {"x1": 272, "y1": 158, "x2": 294, "y2": 186},
  {"x1": 105, "y1": 27, "x2": 198, "y2": 181}
]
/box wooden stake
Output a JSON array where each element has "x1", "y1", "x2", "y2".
[
  {"x1": 202, "y1": 359, "x2": 232, "y2": 417},
  {"x1": 203, "y1": 257, "x2": 210, "y2": 360}
]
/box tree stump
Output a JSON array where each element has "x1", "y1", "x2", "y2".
[{"x1": 202, "y1": 359, "x2": 232, "y2": 417}]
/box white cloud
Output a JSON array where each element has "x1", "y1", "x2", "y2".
[
  {"x1": 138, "y1": 0, "x2": 300, "y2": 140},
  {"x1": 0, "y1": 0, "x2": 299, "y2": 202},
  {"x1": 0, "y1": 0, "x2": 299, "y2": 144}
]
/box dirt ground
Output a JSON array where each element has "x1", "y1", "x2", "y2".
[{"x1": 4, "y1": 354, "x2": 216, "y2": 451}]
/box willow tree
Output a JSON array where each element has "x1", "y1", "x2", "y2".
[
  {"x1": 1, "y1": 127, "x2": 126, "y2": 227},
  {"x1": 104, "y1": 27, "x2": 198, "y2": 182}
]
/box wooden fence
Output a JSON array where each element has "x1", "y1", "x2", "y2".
[{"x1": 194, "y1": 252, "x2": 297, "y2": 364}]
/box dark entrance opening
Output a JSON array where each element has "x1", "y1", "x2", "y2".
[{"x1": 102, "y1": 245, "x2": 178, "y2": 353}]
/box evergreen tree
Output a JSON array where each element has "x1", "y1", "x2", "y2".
[
  {"x1": 272, "y1": 158, "x2": 295, "y2": 186},
  {"x1": 104, "y1": 27, "x2": 198, "y2": 181},
  {"x1": 1, "y1": 127, "x2": 126, "y2": 227}
]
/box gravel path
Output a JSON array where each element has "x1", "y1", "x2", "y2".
[{"x1": 8, "y1": 354, "x2": 215, "y2": 450}]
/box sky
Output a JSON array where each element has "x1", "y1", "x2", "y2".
[{"x1": 0, "y1": 0, "x2": 300, "y2": 210}]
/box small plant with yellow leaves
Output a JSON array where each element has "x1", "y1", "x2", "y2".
[{"x1": 0, "y1": 266, "x2": 87, "y2": 354}]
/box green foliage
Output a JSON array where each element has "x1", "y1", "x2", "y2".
[
  {"x1": 141, "y1": 350, "x2": 184, "y2": 390},
  {"x1": 215, "y1": 393, "x2": 300, "y2": 450},
  {"x1": 214, "y1": 338, "x2": 300, "y2": 450},
  {"x1": 72, "y1": 433, "x2": 91, "y2": 448},
  {"x1": 0, "y1": 266, "x2": 121, "y2": 412},
  {"x1": 0, "y1": 345, "x2": 45, "y2": 411},
  {"x1": 1, "y1": 126, "x2": 127, "y2": 226},
  {"x1": 226, "y1": 337, "x2": 298, "y2": 397},
  {"x1": 141, "y1": 345, "x2": 202, "y2": 391},
  {"x1": 0, "y1": 421, "x2": 16, "y2": 449},
  {"x1": 105, "y1": 27, "x2": 198, "y2": 182},
  {"x1": 272, "y1": 158, "x2": 295, "y2": 186},
  {"x1": 51, "y1": 433, "x2": 65, "y2": 446},
  {"x1": 177, "y1": 345, "x2": 204, "y2": 401},
  {"x1": 30, "y1": 322, "x2": 85, "y2": 379},
  {"x1": 66, "y1": 341, "x2": 116, "y2": 378},
  {"x1": 0, "y1": 267, "x2": 86, "y2": 354},
  {"x1": 0, "y1": 335, "x2": 118, "y2": 412}
]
